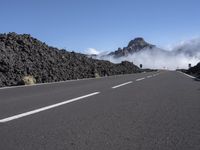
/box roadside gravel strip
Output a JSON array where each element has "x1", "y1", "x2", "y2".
[{"x1": 178, "y1": 71, "x2": 196, "y2": 79}]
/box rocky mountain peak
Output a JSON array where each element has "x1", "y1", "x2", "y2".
[
  {"x1": 128, "y1": 37, "x2": 145, "y2": 47},
  {"x1": 127, "y1": 37, "x2": 154, "y2": 49},
  {"x1": 109, "y1": 37, "x2": 155, "y2": 58}
]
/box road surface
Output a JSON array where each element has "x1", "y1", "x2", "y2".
[{"x1": 0, "y1": 71, "x2": 200, "y2": 150}]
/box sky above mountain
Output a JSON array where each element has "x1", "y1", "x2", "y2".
[{"x1": 0, "y1": 0, "x2": 200, "y2": 52}]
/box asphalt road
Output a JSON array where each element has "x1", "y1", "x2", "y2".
[{"x1": 0, "y1": 71, "x2": 200, "y2": 150}]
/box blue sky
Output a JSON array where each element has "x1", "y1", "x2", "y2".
[{"x1": 0, "y1": 0, "x2": 200, "y2": 52}]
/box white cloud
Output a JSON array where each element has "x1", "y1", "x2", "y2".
[
  {"x1": 85, "y1": 48, "x2": 101, "y2": 55},
  {"x1": 97, "y1": 37, "x2": 200, "y2": 70},
  {"x1": 172, "y1": 37, "x2": 200, "y2": 53}
]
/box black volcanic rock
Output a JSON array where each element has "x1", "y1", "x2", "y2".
[
  {"x1": 0, "y1": 32, "x2": 140, "y2": 87},
  {"x1": 109, "y1": 37, "x2": 155, "y2": 58},
  {"x1": 187, "y1": 62, "x2": 200, "y2": 78}
]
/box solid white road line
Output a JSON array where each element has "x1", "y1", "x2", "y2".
[
  {"x1": 0, "y1": 72, "x2": 144, "y2": 90},
  {"x1": 178, "y1": 71, "x2": 195, "y2": 79},
  {"x1": 136, "y1": 77, "x2": 145, "y2": 81},
  {"x1": 0, "y1": 92, "x2": 100, "y2": 123},
  {"x1": 112, "y1": 81, "x2": 133, "y2": 89},
  {"x1": 0, "y1": 77, "x2": 101, "y2": 90}
]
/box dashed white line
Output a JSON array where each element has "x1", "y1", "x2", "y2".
[
  {"x1": 152, "y1": 73, "x2": 159, "y2": 77},
  {"x1": 0, "y1": 92, "x2": 100, "y2": 123},
  {"x1": 112, "y1": 81, "x2": 133, "y2": 89},
  {"x1": 147, "y1": 75, "x2": 152, "y2": 78},
  {"x1": 136, "y1": 77, "x2": 145, "y2": 81}
]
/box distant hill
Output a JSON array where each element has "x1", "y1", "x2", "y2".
[
  {"x1": 0, "y1": 33, "x2": 140, "y2": 87},
  {"x1": 108, "y1": 38, "x2": 155, "y2": 58}
]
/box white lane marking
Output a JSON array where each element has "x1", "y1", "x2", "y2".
[
  {"x1": 147, "y1": 75, "x2": 152, "y2": 78},
  {"x1": 136, "y1": 77, "x2": 145, "y2": 81},
  {"x1": 152, "y1": 73, "x2": 159, "y2": 77},
  {"x1": 112, "y1": 81, "x2": 133, "y2": 89},
  {"x1": 178, "y1": 71, "x2": 195, "y2": 79},
  {"x1": 0, "y1": 92, "x2": 100, "y2": 123}
]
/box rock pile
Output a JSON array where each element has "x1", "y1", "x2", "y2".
[{"x1": 0, "y1": 32, "x2": 140, "y2": 87}]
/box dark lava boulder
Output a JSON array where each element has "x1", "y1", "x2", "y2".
[{"x1": 0, "y1": 32, "x2": 140, "y2": 87}]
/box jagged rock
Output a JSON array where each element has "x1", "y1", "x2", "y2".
[
  {"x1": 0, "y1": 32, "x2": 140, "y2": 87},
  {"x1": 109, "y1": 37, "x2": 155, "y2": 58}
]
